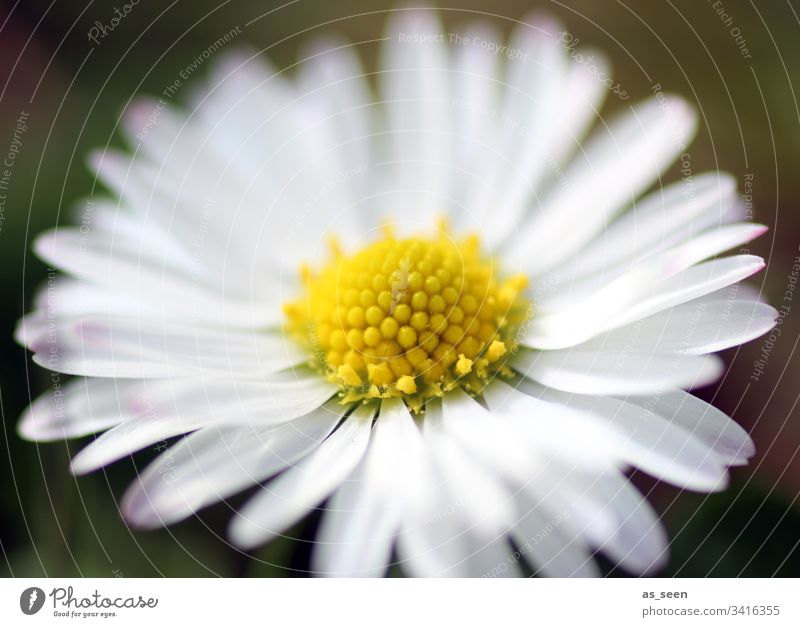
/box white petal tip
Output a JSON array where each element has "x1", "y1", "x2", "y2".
[
  {"x1": 16, "y1": 403, "x2": 67, "y2": 443},
  {"x1": 86, "y1": 149, "x2": 107, "y2": 177},
  {"x1": 520, "y1": 11, "x2": 564, "y2": 35},
  {"x1": 694, "y1": 469, "x2": 730, "y2": 493},
  {"x1": 748, "y1": 256, "x2": 767, "y2": 274},
  {"x1": 387, "y1": 6, "x2": 439, "y2": 31},
  {"x1": 212, "y1": 49, "x2": 258, "y2": 78},
  {"x1": 570, "y1": 46, "x2": 611, "y2": 72},
  {"x1": 14, "y1": 315, "x2": 39, "y2": 347},
  {"x1": 69, "y1": 443, "x2": 117, "y2": 476},
  {"x1": 743, "y1": 223, "x2": 769, "y2": 241},
  {"x1": 640, "y1": 93, "x2": 698, "y2": 140},
  {"x1": 120, "y1": 489, "x2": 166, "y2": 531},
  {"x1": 122, "y1": 98, "x2": 163, "y2": 139},
  {"x1": 17, "y1": 414, "x2": 42, "y2": 442},
  {"x1": 69, "y1": 457, "x2": 94, "y2": 476},
  {"x1": 31, "y1": 229, "x2": 59, "y2": 264},
  {"x1": 228, "y1": 516, "x2": 273, "y2": 551}
]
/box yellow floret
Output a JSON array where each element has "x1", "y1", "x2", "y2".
[
  {"x1": 486, "y1": 340, "x2": 507, "y2": 362},
  {"x1": 396, "y1": 375, "x2": 417, "y2": 394},
  {"x1": 337, "y1": 364, "x2": 362, "y2": 386},
  {"x1": 284, "y1": 225, "x2": 530, "y2": 409},
  {"x1": 455, "y1": 354, "x2": 474, "y2": 376},
  {"x1": 367, "y1": 362, "x2": 394, "y2": 387}
]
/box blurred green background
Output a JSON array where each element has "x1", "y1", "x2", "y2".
[{"x1": 1, "y1": 0, "x2": 800, "y2": 577}]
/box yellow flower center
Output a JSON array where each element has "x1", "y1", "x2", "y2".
[{"x1": 284, "y1": 224, "x2": 531, "y2": 411}]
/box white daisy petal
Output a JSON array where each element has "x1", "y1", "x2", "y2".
[
  {"x1": 19, "y1": 378, "x2": 127, "y2": 442},
  {"x1": 575, "y1": 297, "x2": 777, "y2": 356},
  {"x1": 562, "y1": 469, "x2": 669, "y2": 574},
  {"x1": 553, "y1": 171, "x2": 740, "y2": 285},
  {"x1": 68, "y1": 372, "x2": 336, "y2": 475},
  {"x1": 541, "y1": 219, "x2": 765, "y2": 318},
  {"x1": 122, "y1": 98, "x2": 221, "y2": 180},
  {"x1": 118, "y1": 103, "x2": 301, "y2": 282},
  {"x1": 79, "y1": 202, "x2": 199, "y2": 273},
  {"x1": 424, "y1": 399, "x2": 516, "y2": 537},
  {"x1": 397, "y1": 457, "x2": 521, "y2": 577},
  {"x1": 690, "y1": 281, "x2": 766, "y2": 305},
  {"x1": 481, "y1": 380, "x2": 621, "y2": 470},
  {"x1": 543, "y1": 45, "x2": 610, "y2": 168},
  {"x1": 139, "y1": 53, "x2": 359, "y2": 270},
  {"x1": 25, "y1": 315, "x2": 304, "y2": 379},
  {"x1": 34, "y1": 222, "x2": 187, "y2": 285},
  {"x1": 121, "y1": 401, "x2": 343, "y2": 529},
  {"x1": 446, "y1": 21, "x2": 503, "y2": 219},
  {"x1": 192, "y1": 52, "x2": 305, "y2": 189},
  {"x1": 450, "y1": 22, "x2": 502, "y2": 151},
  {"x1": 440, "y1": 388, "x2": 535, "y2": 482},
  {"x1": 313, "y1": 398, "x2": 422, "y2": 577},
  {"x1": 33, "y1": 229, "x2": 280, "y2": 329},
  {"x1": 466, "y1": 15, "x2": 569, "y2": 244},
  {"x1": 399, "y1": 519, "x2": 520, "y2": 578},
  {"x1": 512, "y1": 378, "x2": 729, "y2": 491},
  {"x1": 196, "y1": 51, "x2": 322, "y2": 217},
  {"x1": 624, "y1": 389, "x2": 755, "y2": 466},
  {"x1": 524, "y1": 254, "x2": 766, "y2": 349},
  {"x1": 456, "y1": 535, "x2": 525, "y2": 578},
  {"x1": 229, "y1": 404, "x2": 374, "y2": 550},
  {"x1": 15, "y1": 278, "x2": 162, "y2": 347},
  {"x1": 506, "y1": 95, "x2": 698, "y2": 274},
  {"x1": 296, "y1": 37, "x2": 374, "y2": 210},
  {"x1": 393, "y1": 400, "x2": 522, "y2": 578},
  {"x1": 88, "y1": 150, "x2": 247, "y2": 284},
  {"x1": 610, "y1": 254, "x2": 767, "y2": 330},
  {"x1": 511, "y1": 491, "x2": 600, "y2": 578},
  {"x1": 512, "y1": 348, "x2": 724, "y2": 395},
  {"x1": 512, "y1": 458, "x2": 665, "y2": 574},
  {"x1": 441, "y1": 389, "x2": 618, "y2": 576},
  {"x1": 379, "y1": 9, "x2": 451, "y2": 225},
  {"x1": 534, "y1": 221, "x2": 767, "y2": 314},
  {"x1": 122, "y1": 96, "x2": 264, "y2": 216}
]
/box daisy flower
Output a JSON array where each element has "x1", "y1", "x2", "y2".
[{"x1": 18, "y1": 9, "x2": 778, "y2": 577}]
